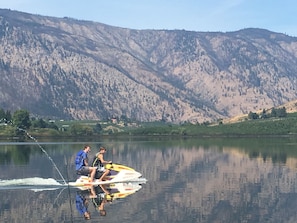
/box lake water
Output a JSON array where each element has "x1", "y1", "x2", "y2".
[{"x1": 1, "y1": 136, "x2": 297, "y2": 223}]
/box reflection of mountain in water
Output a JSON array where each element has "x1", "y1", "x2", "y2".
[
  {"x1": 1, "y1": 141, "x2": 297, "y2": 222},
  {"x1": 132, "y1": 146, "x2": 297, "y2": 222}
]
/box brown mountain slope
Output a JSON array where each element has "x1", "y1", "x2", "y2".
[
  {"x1": 280, "y1": 99, "x2": 297, "y2": 113},
  {"x1": 0, "y1": 9, "x2": 297, "y2": 123},
  {"x1": 223, "y1": 99, "x2": 297, "y2": 124}
]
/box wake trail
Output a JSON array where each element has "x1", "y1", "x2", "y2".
[{"x1": 0, "y1": 177, "x2": 67, "y2": 191}]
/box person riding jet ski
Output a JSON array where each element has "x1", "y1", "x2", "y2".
[
  {"x1": 75, "y1": 145, "x2": 97, "y2": 182},
  {"x1": 92, "y1": 147, "x2": 112, "y2": 181}
]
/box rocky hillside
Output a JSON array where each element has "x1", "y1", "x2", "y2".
[{"x1": 0, "y1": 9, "x2": 297, "y2": 123}]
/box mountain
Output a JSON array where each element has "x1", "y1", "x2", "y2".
[
  {"x1": 223, "y1": 98, "x2": 297, "y2": 124},
  {"x1": 1, "y1": 9, "x2": 297, "y2": 123}
]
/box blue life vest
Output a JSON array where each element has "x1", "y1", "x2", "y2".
[
  {"x1": 75, "y1": 150, "x2": 86, "y2": 171},
  {"x1": 75, "y1": 194, "x2": 87, "y2": 215}
]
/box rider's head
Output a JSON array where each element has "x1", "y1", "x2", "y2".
[
  {"x1": 100, "y1": 210, "x2": 107, "y2": 216},
  {"x1": 95, "y1": 147, "x2": 106, "y2": 157},
  {"x1": 83, "y1": 145, "x2": 91, "y2": 153},
  {"x1": 98, "y1": 147, "x2": 106, "y2": 154},
  {"x1": 84, "y1": 211, "x2": 91, "y2": 220}
]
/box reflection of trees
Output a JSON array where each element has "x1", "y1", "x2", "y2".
[
  {"x1": 0, "y1": 151, "x2": 11, "y2": 164},
  {"x1": 248, "y1": 150, "x2": 287, "y2": 164},
  {"x1": 271, "y1": 152, "x2": 287, "y2": 164},
  {"x1": 248, "y1": 151, "x2": 259, "y2": 159},
  {"x1": 0, "y1": 145, "x2": 31, "y2": 165},
  {"x1": 12, "y1": 145, "x2": 31, "y2": 164}
]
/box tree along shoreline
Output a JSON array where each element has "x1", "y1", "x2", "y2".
[
  {"x1": 0, "y1": 108, "x2": 297, "y2": 140},
  {"x1": 1, "y1": 118, "x2": 297, "y2": 140}
]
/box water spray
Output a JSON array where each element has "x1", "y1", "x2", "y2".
[{"x1": 18, "y1": 127, "x2": 67, "y2": 185}]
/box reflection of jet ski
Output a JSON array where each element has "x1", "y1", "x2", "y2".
[
  {"x1": 107, "y1": 182, "x2": 143, "y2": 200},
  {"x1": 87, "y1": 181, "x2": 145, "y2": 216},
  {"x1": 69, "y1": 163, "x2": 143, "y2": 187},
  {"x1": 91, "y1": 181, "x2": 144, "y2": 201}
]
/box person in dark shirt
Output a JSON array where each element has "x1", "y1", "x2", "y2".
[
  {"x1": 91, "y1": 184, "x2": 112, "y2": 216},
  {"x1": 92, "y1": 147, "x2": 112, "y2": 181}
]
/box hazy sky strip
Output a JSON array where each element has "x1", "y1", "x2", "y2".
[{"x1": 0, "y1": 0, "x2": 296, "y2": 36}]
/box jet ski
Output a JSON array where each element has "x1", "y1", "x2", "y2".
[{"x1": 69, "y1": 163, "x2": 143, "y2": 187}]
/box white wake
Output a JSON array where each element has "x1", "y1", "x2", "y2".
[{"x1": 0, "y1": 177, "x2": 64, "y2": 191}]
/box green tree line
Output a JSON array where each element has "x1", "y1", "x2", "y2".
[
  {"x1": 1, "y1": 107, "x2": 297, "y2": 138},
  {"x1": 248, "y1": 107, "x2": 287, "y2": 120},
  {"x1": 0, "y1": 108, "x2": 104, "y2": 138}
]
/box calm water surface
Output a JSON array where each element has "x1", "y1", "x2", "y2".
[{"x1": 1, "y1": 137, "x2": 297, "y2": 223}]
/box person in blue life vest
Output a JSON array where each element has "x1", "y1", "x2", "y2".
[
  {"x1": 92, "y1": 147, "x2": 112, "y2": 181},
  {"x1": 75, "y1": 186, "x2": 96, "y2": 220},
  {"x1": 75, "y1": 145, "x2": 97, "y2": 182}
]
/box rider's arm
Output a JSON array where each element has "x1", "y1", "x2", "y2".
[
  {"x1": 99, "y1": 184, "x2": 110, "y2": 194},
  {"x1": 83, "y1": 159, "x2": 89, "y2": 166},
  {"x1": 98, "y1": 154, "x2": 111, "y2": 164},
  {"x1": 88, "y1": 186, "x2": 97, "y2": 198},
  {"x1": 83, "y1": 154, "x2": 89, "y2": 166}
]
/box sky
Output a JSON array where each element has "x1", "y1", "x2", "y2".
[{"x1": 0, "y1": 0, "x2": 296, "y2": 37}]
